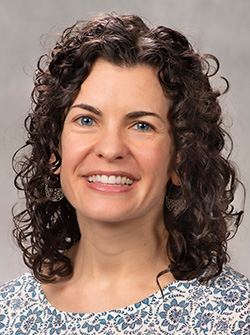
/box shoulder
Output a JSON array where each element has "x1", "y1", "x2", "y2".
[
  {"x1": 0, "y1": 272, "x2": 36, "y2": 302},
  {"x1": 207, "y1": 265, "x2": 250, "y2": 307},
  {"x1": 0, "y1": 272, "x2": 43, "y2": 331},
  {"x1": 193, "y1": 265, "x2": 250, "y2": 333},
  {"x1": 208, "y1": 266, "x2": 250, "y2": 313},
  {"x1": 209, "y1": 265, "x2": 250, "y2": 293},
  {"x1": 156, "y1": 265, "x2": 250, "y2": 334}
]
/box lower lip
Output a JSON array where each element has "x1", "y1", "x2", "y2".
[{"x1": 85, "y1": 179, "x2": 135, "y2": 193}]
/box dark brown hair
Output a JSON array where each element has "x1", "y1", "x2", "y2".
[{"x1": 13, "y1": 13, "x2": 244, "y2": 283}]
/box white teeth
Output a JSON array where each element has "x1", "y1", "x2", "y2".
[
  {"x1": 126, "y1": 178, "x2": 133, "y2": 185},
  {"x1": 108, "y1": 176, "x2": 116, "y2": 184},
  {"x1": 101, "y1": 175, "x2": 108, "y2": 183},
  {"x1": 87, "y1": 174, "x2": 134, "y2": 186},
  {"x1": 121, "y1": 177, "x2": 127, "y2": 184}
]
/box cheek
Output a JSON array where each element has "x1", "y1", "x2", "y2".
[
  {"x1": 139, "y1": 141, "x2": 174, "y2": 181},
  {"x1": 60, "y1": 134, "x2": 92, "y2": 168}
]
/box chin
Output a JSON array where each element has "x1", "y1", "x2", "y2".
[{"x1": 76, "y1": 206, "x2": 133, "y2": 224}]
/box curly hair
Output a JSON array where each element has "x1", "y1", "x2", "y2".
[{"x1": 12, "y1": 13, "x2": 244, "y2": 283}]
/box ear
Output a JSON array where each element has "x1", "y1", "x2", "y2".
[
  {"x1": 169, "y1": 151, "x2": 181, "y2": 186},
  {"x1": 170, "y1": 169, "x2": 181, "y2": 186},
  {"x1": 53, "y1": 166, "x2": 61, "y2": 175},
  {"x1": 49, "y1": 153, "x2": 61, "y2": 175}
]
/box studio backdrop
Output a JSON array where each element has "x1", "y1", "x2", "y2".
[{"x1": 0, "y1": 0, "x2": 249, "y2": 283}]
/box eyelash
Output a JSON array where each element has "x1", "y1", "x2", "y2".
[
  {"x1": 74, "y1": 115, "x2": 155, "y2": 132},
  {"x1": 132, "y1": 121, "x2": 155, "y2": 132},
  {"x1": 75, "y1": 115, "x2": 96, "y2": 127}
]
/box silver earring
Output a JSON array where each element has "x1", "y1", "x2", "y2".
[
  {"x1": 45, "y1": 183, "x2": 64, "y2": 202},
  {"x1": 165, "y1": 196, "x2": 181, "y2": 212},
  {"x1": 165, "y1": 184, "x2": 185, "y2": 212}
]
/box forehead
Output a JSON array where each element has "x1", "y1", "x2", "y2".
[{"x1": 73, "y1": 59, "x2": 171, "y2": 115}]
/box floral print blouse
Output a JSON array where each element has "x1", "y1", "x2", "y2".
[{"x1": 0, "y1": 265, "x2": 249, "y2": 334}]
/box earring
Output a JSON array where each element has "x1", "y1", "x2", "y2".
[
  {"x1": 165, "y1": 196, "x2": 181, "y2": 212},
  {"x1": 165, "y1": 184, "x2": 185, "y2": 212},
  {"x1": 45, "y1": 183, "x2": 64, "y2": 202}
]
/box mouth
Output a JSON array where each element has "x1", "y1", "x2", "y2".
[{"x1": 87, "y1": 174, "x2": 134, "y2": 186}]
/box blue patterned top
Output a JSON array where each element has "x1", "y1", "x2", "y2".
[{"x1": 0, "y1": 265, "x2": 249, "y2": 334}]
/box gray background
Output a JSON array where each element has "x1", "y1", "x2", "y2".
[{"x1": 0, "y1": 0, "x2": 249, "y2": 284}]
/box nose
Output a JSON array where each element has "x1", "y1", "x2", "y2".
[{"x1": 94, "y1": 128, "x2": 128, "y2": 162}]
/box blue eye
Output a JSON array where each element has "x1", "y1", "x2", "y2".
[
  {"x1": 78, "y1": 116, "x2": 95, "y2": 126},
  {"x1": 133, "y1": 122, "x2": 152, "y2": 132}
]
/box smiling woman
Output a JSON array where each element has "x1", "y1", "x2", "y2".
[
  {"x1": 58, "y1": 60, "x2": 174, "y2": 224},
  {"x1": 0, "y1": 13, "x2": 249, "y2": 334}
]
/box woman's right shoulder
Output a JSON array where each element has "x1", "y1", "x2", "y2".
[
  {"x1": 0, "y1": 272, "x2": 46, "y2": 332},
  {"x1": 0, "y1": 272, "x2": 34, "y2": 297},
  {"x1": 0, "y1": 272, "x2": 38, "y2": 310}
]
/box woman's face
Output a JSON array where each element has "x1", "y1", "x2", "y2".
[{"x1": 58, "y1": 59, "x2": 176, "y2": 224}]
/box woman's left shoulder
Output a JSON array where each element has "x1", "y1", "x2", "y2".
[
  {"x1": 203, "y1": 265, "x2": 250, "y2": 330},
  {"x1": 209, "y1": 265, "x2": 250, "y2": 295}
]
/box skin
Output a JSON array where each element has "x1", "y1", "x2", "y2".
[{"x1": 43, "y1": 59, "x2": 178, "y2": 313}]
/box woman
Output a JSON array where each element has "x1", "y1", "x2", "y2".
[{"x1": 0, "y1": 13, "x2": 249, "y2": 334}]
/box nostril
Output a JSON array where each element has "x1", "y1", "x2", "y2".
[{"x1": 94, "y1": 137, "x2": 128, "y2": 161}]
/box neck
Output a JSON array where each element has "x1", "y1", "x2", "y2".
[
  {"x1": 42, "y1": 214, "x2": 175, "y2": 314},
  {"x1": 68, "y1": 213, "x2": 169, "y2": 287}
]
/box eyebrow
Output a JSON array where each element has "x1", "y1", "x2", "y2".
[
  {"x1": 70, "y1": 103, "x2": 164, "y2": 122},
  {"x1": 70, "y1": 104, "x2": 102, "y2": 116},
  {"x1": 125, "y1": 111, "x2": 164, "y2": 122}
]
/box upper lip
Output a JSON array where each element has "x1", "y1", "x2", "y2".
[{"x1": 83, "y1": 171, "x2": 140, "y2": 181}]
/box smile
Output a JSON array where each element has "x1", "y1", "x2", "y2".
[{"x1": 87, "y1": 174, "x2": 134, "y2": 186}]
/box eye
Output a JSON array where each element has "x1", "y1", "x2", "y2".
[
  {"x1": 132, "y1": 122, "x2": 154, "y2": 132},
  {"x1": 77, "y1": 116, "x2": 95, "y2": 127}
]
